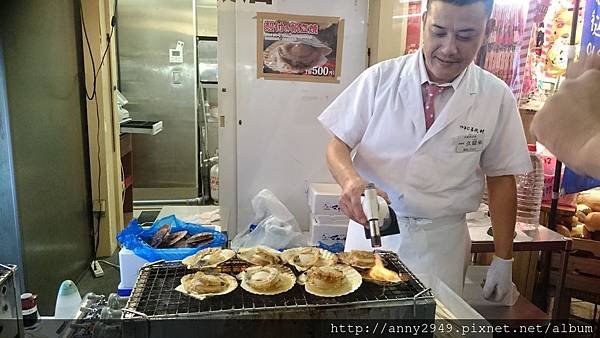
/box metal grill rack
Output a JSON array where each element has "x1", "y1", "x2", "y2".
[
  {"x1": 123, "y1": 251, "x2": 435, "y2": 320},
  {"x1": 0, "y1": 264, "x2": 12, "y2": 284},
  {"x1": 0, "y1": 263, "x2": 22, "y2": 338}
]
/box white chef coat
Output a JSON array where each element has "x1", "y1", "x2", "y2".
[
  {"x1": 417, "y1": 50, "x2": 466, "y2": 120},
  {"x1": 318, "y1": 50, "x2": 532, "y2": 294}
]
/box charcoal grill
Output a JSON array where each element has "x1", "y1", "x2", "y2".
[{"x1": 122, "y1": 251, "x2": 435, "y2": 337}]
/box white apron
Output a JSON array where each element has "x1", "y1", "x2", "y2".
[{"x1": 345, "y1": 214, "x2": 471, "y2": 295}]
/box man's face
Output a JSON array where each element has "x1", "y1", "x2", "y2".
[{"x1": 422, "y1": 1, "x2": 492, "y2": 83}]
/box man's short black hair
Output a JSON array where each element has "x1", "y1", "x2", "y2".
[{"x1": 426, "y1": 0, "x2": 495, "y2": 18}]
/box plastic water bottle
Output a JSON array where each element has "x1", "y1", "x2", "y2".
[
  {"x1": 516, "y1": 144, "x2": 544, "y2": 230},
  {"x1": 54, "y1": 280, "x2": 82, "y2": 319}
]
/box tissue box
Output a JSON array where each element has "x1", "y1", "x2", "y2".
[
  {"x1": 118, "y1": 248, "x2": 150, "y2": 290},
  {"x1": 308, "y1": 183, "x2": 344, "y2": 216},
  {"x1": 309, "y1": 214, "x2": 347, "y2": 247}
]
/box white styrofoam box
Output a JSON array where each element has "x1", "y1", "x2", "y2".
[
  {"x1": 309, "y1": 214, "x2": 348, "y2": 247},
  {"x1": 308, "y1": 183, "x2": 344, "y2": 216},
  {"x1": 314, "y1": 214, "x2": 349, "y2": 225},
  {"x1": 118, "y1": 248, "x2": 150, "y2": 289}
]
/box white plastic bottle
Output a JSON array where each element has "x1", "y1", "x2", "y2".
[
  {"x1": 210, "y1": 161, "x2": 219, "y2": 203},
  {"x1": 54, "y1": 280, "x2": 82, "y2": 319},
  {"x1": 516, "y1": 144, "x2": 545, "y2": 230}
]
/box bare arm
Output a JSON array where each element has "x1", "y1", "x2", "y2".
[
  {"x1": 531, "y1": 55, "x2": 600, "y2": 179},
  {"x1": 486, "y1": 175, "x2": 516, "y2": 259},
  {"x1": 325, "y1": 136, "x2": 389, "y2": 226}
]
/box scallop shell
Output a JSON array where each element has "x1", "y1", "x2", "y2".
[
  {"x1": 175, "y1": 272, "x2": 238, "y2": 301},
  {"x1": 161, "y1": 230, "x2": 188, "y2": 248},
  {"x1": 337, "y1": 250, "x2": 376, "y2": 269},
  {"x1": 360, "y1": 270, "x2": 412, "y2": 286},
  {"x1": 237, "y1": 264, "x2": 296, "y2": 295},
  {"x1": 236, "y1": 246, "x2": 282, "y2": 266},
  {"x1": 298, "y1": 264, "x2": 362, "y2": 297},
  {"x1": 149, "y1": 224, "x2": 171, "y2": 248},
  {"x1": 182, "y1": 248, "x2": 235, "y2": 269},
  {"x1": 281, "y1": 247, "x2": 338, "y2": 272},
  {"x1": 263, "y1": 40, "x2": 330, "y2": 74}
]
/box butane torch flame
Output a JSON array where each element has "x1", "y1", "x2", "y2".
[{"x1": 367, "y1": 254, "x2": 401, "y2": 283}]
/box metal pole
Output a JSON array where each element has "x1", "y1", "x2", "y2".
[{"x1": 133, "y1": 197, "x2": 205, "y2": 207}]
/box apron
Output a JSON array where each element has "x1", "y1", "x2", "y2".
[{"x1": 345, "y1": 214, "x2": 470, "y2": 295}]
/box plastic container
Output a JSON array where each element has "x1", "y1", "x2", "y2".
[
  {"x1": 210, "y1": 159, "x2": 219, "y2": 203},
  {"x1": 537, "y1": 144, "x2": 578, "y2": 207},
  {"x1": 54, "y1": 280, "x2": 82, "y2": 319},
  {"x1": 21, "y1": 293, "x2": 39, "y2": 328},
  {"x1": 118, "y1": 247, "x2": 150, "y2": 289},
  {"x1": 516, "y1": 144, "x2": 544, "y2": 230}
]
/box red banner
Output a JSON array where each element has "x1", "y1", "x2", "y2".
[{"x1": 404, "y1": 1, "x2": 422, "y2": 54}]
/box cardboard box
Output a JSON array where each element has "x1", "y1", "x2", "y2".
[{"x1": 308, "y1": 183, "x2": 344, "y2": 216}]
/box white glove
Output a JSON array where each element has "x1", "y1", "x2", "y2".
[{"x1": 482, "y1": 256, "x2": 520, "y2": 306}]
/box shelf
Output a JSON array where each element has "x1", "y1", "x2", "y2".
[{"x1": 120, "y1": 120, "x2": 163, "y2": 135}]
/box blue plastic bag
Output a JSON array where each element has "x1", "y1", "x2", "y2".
[
  {"x1": 561, "y1": 168, "x2": 600, "y2": 195},
  {"x1": 116, "y1": 215, "x2": 227, "y2": 262},
  {"x1": 316, "y1": 241, "x2": 345, "y2": 253}
]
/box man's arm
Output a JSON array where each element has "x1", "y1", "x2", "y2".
[
  {"x1": 326, "y1": 136, "x2": 368, "y2": 225},
  {"x1": 531, "y1": 55, "x2": 600, "y2": 179},
  {"x1": 326, "y1": 136, "x2": 389, "y2": 226},
  {"x1": 482, "y1": 174, "x2": 519, "y2": 305},
  {"x1": 486, "y1": 175, "x2": 516, "y2": 259}
]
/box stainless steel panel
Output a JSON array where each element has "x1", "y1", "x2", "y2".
[
  {"x1": 0, "y1": 33, "x2": 24, "y2": 283},
  {"x1": 1, "y1": 0, "x2": 93, "y2": 314},
  {"x1": 118, "y1": 0, "x2": 199, "y2": 199},
  {"x1": 197, "y1": 39, "x2": 217, "y2": 83}
]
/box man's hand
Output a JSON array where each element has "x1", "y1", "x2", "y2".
[
  {"x1": 339, "y1": 177, "x2": 390, "y2": 227},
  {"x1": 482, "y1": 256, "x2": 519, "y2": 306},
  {"x1": 531, "y1": 55, "x2": 600, "y2": 179},
  {"x1": 325, "y1": 136, "x2": 390, "y2": 227}
]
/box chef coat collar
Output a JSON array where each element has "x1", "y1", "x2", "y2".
[{"x1": 418, "y1": 49, "x2": 467, "y2": 90}]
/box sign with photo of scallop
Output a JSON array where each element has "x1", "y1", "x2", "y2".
[{"x1": 256, "y1": 12, "x2": 344, "y2": 83}]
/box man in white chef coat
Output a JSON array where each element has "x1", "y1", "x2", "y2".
[{"x1": 319, "y1": 0, "x2": 531, "y2": 305}]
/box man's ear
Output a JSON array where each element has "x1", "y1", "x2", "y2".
[
  {"x1": 485, "y1": 18, "x2": 496, "y2": 40},
  {"x1": 422, "y1": 11, "x2": 428, "y2": 32}
]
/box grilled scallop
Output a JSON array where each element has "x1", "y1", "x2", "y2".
[
  {"x1": 236, "y1": 246, "x2": 281, "y2": 266},
  {"x1": 281, "y1": 247, "x2": 337, "y2": 272},
  {"x1": 263, "y1": 40, "x2": 331, "y2": 74},
  {"x1": 182, "y1": 248, "x2": 235, "y2": 269},
  {"x1": 297, "y1": 264, "x2": 362, "y2": 297},
  {"x1": 359, "y1": 253, "x2": 411, "y2": 285},
  {"x1": 175, "y1": 271, "x2": 237, "y2": 300},
  {"x1": 337, "y1": 250, "x2": 376, "y2": 269},
  {"x1": 237, "y1": 264, "x2": 296, "y2": 295}
]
